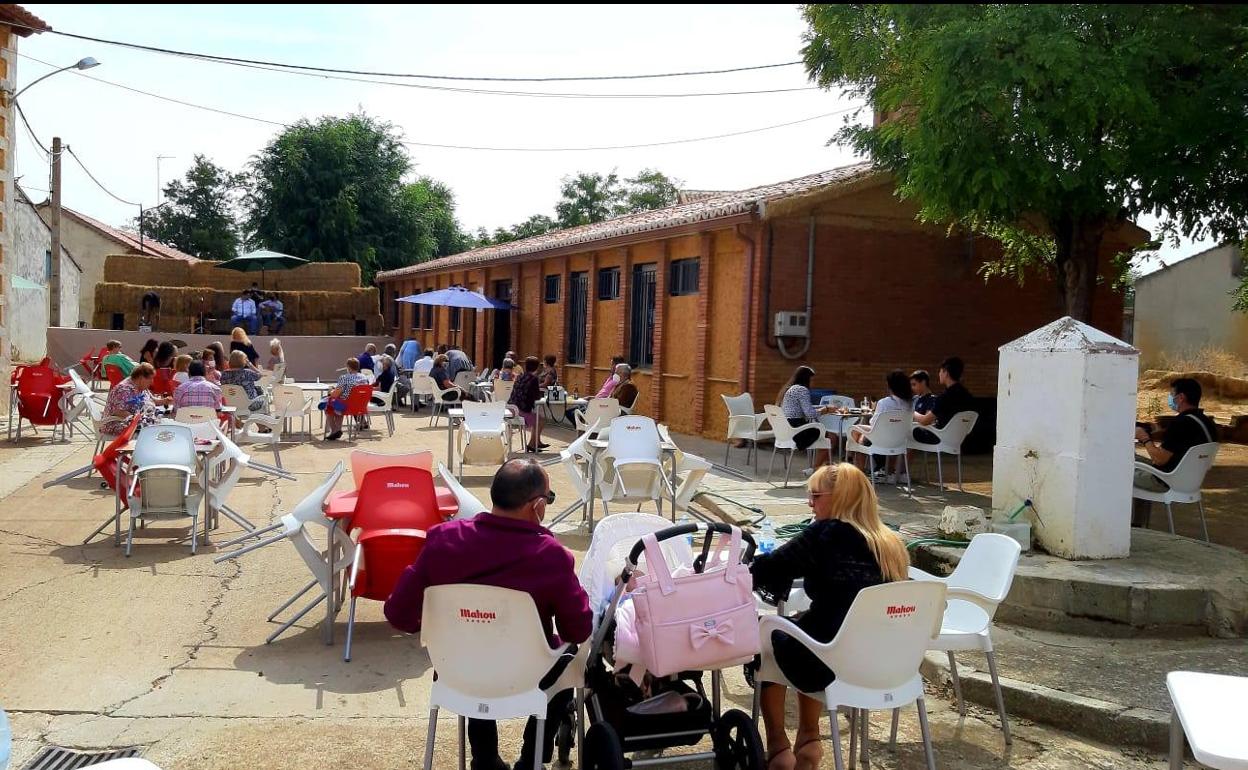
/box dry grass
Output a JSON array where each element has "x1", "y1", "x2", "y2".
[{"x1": 1157, "y1": 346, "x2": 1248, "y2": 378}]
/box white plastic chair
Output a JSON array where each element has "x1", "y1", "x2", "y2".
[
  {"x1": 909, "y1": 533, "x2": 1022, "y2": 746},
  {"x1": 271, "y1": 384, "x2": 314, "y2": 438},
  {"x1": 206, "y1": 425, "x2": 294, "y2": 535},
  {"x1": 420, "y1": 584, "x2": 586, "y2": 770},
  {"x1": 552, "y1": 427, "x2": 599, "y2": 526},
  {"x1": 173, "y1": 406, "x2": 222, "y2": 442},
  {"x1": 599, "y1": 415, "x2": 671, "y2": 517},
  {"x1": 846, "y1": 410, "x2": 914, "y2": 493},
  {"x1": 457, "y1": 402, "x2": 509, "y2": 474},
  {"x1": 489, "y1": 378, "x2": 515, "y2": 404},
  {"x1": 908, "y1": 411, "x2": 978, "y2": 491},
  {"x1": 214, "y1": 463, "x2": 353, "y2": 644},
  {"x1": 753, "y1": 581, "x2": 948, "y2": 770},
  {"x1": 234, "y1": 411, "x2": 285, "y2": 470},
  {"x1": 437, "y1": 462, "x2": 488, "y2": 520},
  {"x1": 1166, "y1": 671, "x2": 1248, "y2": 770},
  {"x1": 429, "y1": 380, "x2": 463, "y2": 426},
  {"x1": 411, "y1": 373, "x2": 436, "y2": 413},
  {"x1": 88, "y1": 760, "x2": 165, "y2": 770},
  {"x1": 762, "y1": 404, "x2": 830, "y2": 488},
  {"x1": 367, "y1": 388, "x2": 397, "y2": 436},
  {"x1": 657, "y1": 423, "x2": 712, "y2": 514},
  {"x1": 818, "y1": 395, "x2": 859, "y2": 461},
  {"x1": 575, "y1": 398, "x2": 620, "y2": 436},
  {"x1": 722, "y1": 393, "x2": 774, "y2": 471},
  {"x1": 453, "y1": 370, "x2": 476, "y2": 391},
  {"x1": 126, "y1": 424, "x2": 203, "y2": 557},
  {"x1": 41, "y1": 394, "x2": 108, "y2": 488},
  {"x1": 221, "y1": 383, "x2": 257, "y2": 420},
  {"x1": 1132, "y1": 442, "x2": 1219, "y2": 541}
]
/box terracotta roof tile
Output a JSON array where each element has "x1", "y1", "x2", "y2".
[
  {"x1": 0, "y1": 4, "x2": 51, "y2": 36},
  {"x1": 377, "y1": 162, "x2": 878, "y2": 281},
  {"x1": 51, "y1": 205, "x2": 201, "y2": 262}
]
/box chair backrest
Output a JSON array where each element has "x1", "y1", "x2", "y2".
[
  {"x1": 371, "y1": 389, "x2": 395, "y2": 409},
  {"x1": 437, "y1": 462, "x2": 489, "y2": 520},
  {"x1": 15, "y1": 362, "x2": 65, "y2": 422},
  {"x1": 68, "y1": 369, "x2": 93, "y2": 399},
  {"x1": 349, "y1": 450, "x2": 434, "y2": 487},
  {"x1": 864, "y1": 410, "x2": 913, "y2": 449},
  {"x1": 206, "y1": 426, "x2": 247, "y2": 508},
  {"x1": 560, "y1": 430, "x2": 596, "y2": 502},
  {"x1": 411, "y1": 373, "x2": 435, "y2": 396},
  {"x1": 464, "y1": 402, "x2": 507, "y2": 433},
  {"x1": 361, "y1": 369, "x2": 377, "y2": 384},
  {"x1": 151, "y1": 368, "x2": 176, "y2": 398},
  {"x1": 175, "y1": 406, "x2": 217, "y2": 424},
  {"x1": 344, "y1": 384, "x2": 374, "y2": 417},
  {"x1": 221, "y1": 384, "x2": 252, "y2": 411},
  {"x1": 351, "y1": 465, "x2": 441, "y2": 532},
  {"x1": 820, "y1": 394, "x2": 856, "y2": 410},
  {"x1": 1165, "y1": 441, "x2": 1220, "y2": 493},
  {"x1": 946, "y1": 533, "x2": 1021, "y2": 616},
  {"x1": 937, "y1": 411, "x2": 978, "y2": 448},
  {"x1": 271, "y1": 384, "x2": 308, "y2": 416},
  {"x1": 105, "y1": 365, "x2": 124, "y2": 388},
  {"x1": 132, "y1": 423, "x2": 197, "y2": 470},
  {"x1": 283, "y1": 461, "x2": 346, "y2": 530},
  {"x1": 94, "y1": 413, "x2": 142, "y2": 503},
  {"x1": 491, "y1": 379, "x2": 514, "y2": 404},
  {"x1": 584, "y1": 398, "x2": 621, "y2": 428},
  {"x1": 672, "y1": 452, "x2": 712, "y2": 511},
  {"x1": 453, "y1": 371, "x2": 475, "y2": 390},
  {"x1": 355, "y1": 529, "x2": 427, "y2": 601},
  {"x1": 763, "y1": 404, "x2": 800, "y2": 442},
  {"x1": 422, "y1": 584, "x2": 558, "y2": 708},
  {"x1": 721, "y1": 392, "x2": 756, "y2": 418},
  {"x1": 822, "y1": 581, "x2": 947, "y2": 693},
  {"x1": 606, "y1": 415, "x2": 661, "y2": 463}
]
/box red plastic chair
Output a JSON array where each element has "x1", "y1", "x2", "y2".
[
  {"x1": 104, "y1": 364, "x2": 125, "y2": 388},
  {"x1": 324, "y1": 450, "x2": 458, "y2": 521},
  {"x1": 83, "y1": 413, "x2": 142, "y2": 545},
  {"x1": 343, "y1": 384, "x2": 374, "y2": 441},
  {"x1": 13, "y1": 358, "x2": 71, "y2": 440},
  {"x1": 78, "y1": 348, "x2": 103, "y2": 386}
]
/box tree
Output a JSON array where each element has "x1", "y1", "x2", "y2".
[
  {"x1": 246, "y1": 113, "x2": 465, "y2": 281},
  {"x1": 133, "y1": 155, "x2": 244, "y2": 261},
  {"x1": 555, "y1": 171, "x2": 621, "y2": 228},
  {"x1": 620, "y1": 169, "x2": 681, "y2": 214},
  {"x1": 802, "y1": 4, "x2": 1248, "y2": 321}
]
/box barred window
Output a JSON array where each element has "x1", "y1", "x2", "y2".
[
  {"x1": 597, "y1": 267, "x2": 620, "y2": 300},
  {"x1": 449, "y1": 307, "x2": 462, "y2": 332},
  {"x1": 544, "y1": 275, "x2": 561, "y2": 304},
  {"x1": 629, "y1": 263, "x2": 656, "y2": 368},
  {"x1": 669, "y1": 258, "x2": 700, "y2": 296},
  {"x1": 423, "y1": 304, "x2": 433, "y2": 330},
  {"x1": 567, "y1": 272, "x2": 588, "y2": 364}
]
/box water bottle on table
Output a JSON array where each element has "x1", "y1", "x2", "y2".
[{"x1": 758, "y1": 518, "x2": 777, "y2": 555}]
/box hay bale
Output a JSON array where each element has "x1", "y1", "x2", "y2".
[{"x1": 1142, "y1": 369, "x2": 1248, "y2": 399}]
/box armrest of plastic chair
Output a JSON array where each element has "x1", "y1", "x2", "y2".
[
  {"x1": 543, "y1": 642, "x2": 589, "y2": 696},
  {"x1": 244, "y1": 413, "x2": 279, "y2": 429},
  {"x1": 434, "y1": 486, "x2": 458, "y2": 519},
  {"x1": 944, "y1": 585, "x2": 1000, "y2": 615},
  {"x1": 1133, "y1": 460, "x2": 1170, "y2": 485},
  {"x1": 324, "y1": 490, "x2": 357, "y2": 520},
  {"x1": 757, "y1": 614, "x2": 826, "y2": 686},
  {"x1": 907, "y1": 566, "x2": 946, "y2": 582},
  {"x1": 347, "y1": 542, "x2": 364, "y2": 593},
  {"x1": 357, "y1": 527, "x2": 428, "y2": 544},
  {"x1": 726, "y1": 414, "x2": 757, "y2": 437}
]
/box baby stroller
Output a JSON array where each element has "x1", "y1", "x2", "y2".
[{"x1": 561, "y1": 517, "x2": 765, "y2": 770}]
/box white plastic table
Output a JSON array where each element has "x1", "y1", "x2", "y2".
[{"x1": 1168, "y1": 671, "x2": 1248, "y2": 769}]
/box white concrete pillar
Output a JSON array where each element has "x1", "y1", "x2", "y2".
[{"x1": 992, "y1": 317, "x2": 1139, "y2": 559}]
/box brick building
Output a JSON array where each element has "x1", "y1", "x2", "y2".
[{"x1": 376, "y1": 163, "x2": 1145, "y2": 439}]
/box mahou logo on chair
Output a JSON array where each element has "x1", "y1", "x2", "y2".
[
  {"x1": 459, "y1": 608, "x2": 497, "y2": 622},
  {"x1": 886, "y1": 604, "x2": 916, "y2": 618}
]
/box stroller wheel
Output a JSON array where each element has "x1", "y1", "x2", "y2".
[
  {"x1": 555, "y1": 707, "x2": 574, "y2": 766},
  {"x1": 713, "y1": 709, "x2": 765, "y2": 770},
  {"x1": 583, "y1": 723, "x2": 624, "y2": 770}
]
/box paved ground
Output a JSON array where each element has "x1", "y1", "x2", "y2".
[{"x1": 0, "y1": 407, "x2": 1223, "y2": 769}]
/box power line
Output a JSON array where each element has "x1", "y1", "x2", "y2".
[
  {"x1": 13, "y1": 21, "x2": 801, "y2": 83},
  {"x1": 19, "y1": 53, "x2": 864, "y2": 153},
  {"x1": 14, "y1": 101, "x2": 49, "y2": 157},
  {"x1": 64, "y1": 145, "x2": 140, "y2": 206}
]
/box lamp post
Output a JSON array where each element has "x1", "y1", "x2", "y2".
[
  {"x1": 12, "y1": 57, "x2": 101, "y2": 327},
  {"x1": 156, "y1": 154, "x2": 174, "y2": 203}
]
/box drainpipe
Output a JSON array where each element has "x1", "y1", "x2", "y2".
[
  {"x1": 776, "y1": 214, "x2": 814, "y2": 359},
  {"x1": 734, "y1": 223, "x2": 756, "y2": 391}
]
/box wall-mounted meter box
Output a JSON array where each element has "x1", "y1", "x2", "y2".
[{"x1": 774, "y1": 311, "x2": 809, "y2": 338}]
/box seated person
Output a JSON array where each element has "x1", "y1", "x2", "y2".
[
  {"x1": 430, "y1": 354, "x2": 477, "y2": 402},
  {"x1": 172, "y1": 361, "x2": 224, "y2": 414},
  {"x1": 411, "y1": 350, "x2": 435, "y2": 376},
  {"x1": 609, "y1": 363, "x2": 640, "y2": 411},
  {"x1": 495, "y1": 358, "x2": 517, "y2": 382},
  {"x1": 153, "y1": 341, "x2": 177, "y2": 370},
  {"x1": 171, "y1": 354, "x2": 193, "y2": 384},
  {"x1": 910, "y1": 369, "x2": 935, "y2": 415},
  {"x1": 220, "y1": 351, "x2": 267, "y2": 413},
  {"x1": 358, "y1": 343, "x2": 377, "y2": 375},
  {"x1": 101, "y1": 340, "x2": 137, "y2": 377},
  {"x1": 372, "y1": 354, "x2": 397, "y2": 406},
  {"x1": 912, "y1": 356, "x2": 975, "y2": 443},
  {"x1": 259, "y1": 293, "x2": 285, "y2": 334},
  {"x1": 229, "y1": 328, "x2": 261, "y2": 369},
  {"x1": 385, "y1": 460, "x2": 591, "y2": 770},
  {"x1": 101, "y1": 363, "x2": 166, "y2": 436},
  {"x1": 230, "y1": 289, "x2": 259, "y2": 335},
  {"x1": 750, "y1": 463, "x2": 909, "y2": 770},
  {"x1": 446, "y1": 346, "x2": 474, "y2": 382},
  {"x1": 137, "y1": 338, "x2": 160, "y2": 367},
  {"x1": 849, "y1": 369, "x2": 913, "y2": 479},
  {"x1": 508, "y1": 357, "x2": 547, "y2": 452},
  {"x1": 594, "y1": 355, "x2": 626, "y2": 398},
  {"x1": 779, "y1": 365, "x2": 836, "y2": 475},
  {"x1": 320, "y1": 358, "x2": 369, "y2": 441},
  {"x1": 1134, "y1": 377, "x2": 1219, "y2": 492},
  {"x1": 200, "y1": 348, "x2": 222, "y2": 384},
  {"x1": 539, "y1": 354, "x2": 558, "y2": 389},
  {"x1": 266, "y1": 339, "x2": 286, "y2": 371}
]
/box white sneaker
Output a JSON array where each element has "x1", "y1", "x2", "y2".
[{"x1": 802, "y1": 467, "x2": 815, "y2": 478}]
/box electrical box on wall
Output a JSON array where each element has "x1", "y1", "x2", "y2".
[{"x1": 774, "y1": 311, "x2": 809, "y2": 338}]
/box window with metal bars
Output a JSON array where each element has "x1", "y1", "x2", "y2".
[
  {"x1": 567, "y1": 272, "x2": 588, "y2": 364},
  {"x1": 629, "y1": 263, "x2": 656, "y2": 368},
  {"x1": 669, "y1": 257, "x2": 700, "y2": 296},
  {"x1": 449, "y1": 306, "x2": 462, "y2": 332},
  {"x1": 597, "y1": 267, "x2": 620, "y2": 300},
  {"x1": 544, "y1": 274, "x2": 561, "y2": 303},
  {"x1": 423, "y1": 303, "x2": 433, "y2": 330},
  {"x1": 392, "y1": 291, "x2": 400, "y2": 328}
]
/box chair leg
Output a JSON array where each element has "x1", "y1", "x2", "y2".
[
  {"x1": 916, "y1": 697, "x2": 936, "y2": 770},
  {"x1": 265, "y1": 592, "x2": 326, "y2": 644},
  {"x1": 1197, "y1": 499, "x2": 1210, "y2": 542},
  {"x1": 458, "y1": 716, "x2": 467, "y2": 770},
  {"x1": 532, "y1": 718, "x2": 545, "y2": 770},
  {"x1": 889, "y1": 708, "x2": 899, "y2": 750},
  {"x1": 849, "y1": 708, "x2": 858, "y2": 770},
  {"x1": 423, "y1": 707, "x2": 439, "y2": 770},
  {"x1": 767, "y1": 446, "x2": 777, "y2": 483},
  {"x1": 986, "y1": 650, "x2": 1012, "y2": 745},
  {"x1": 1165, "y1": 502, "x2": 1176, "y2": 535},
  {"x1": 267, "y1": 579, "x2": 318, "y2": 621},
  {"x1": 724, "y1": 440, "x2": 731, "y2": 467},
  {"x1": 783, "y1": 450, "x2": 793, "y2": 488},
  {"x1": 936, "y1": 452, "x2": 944, "y2": 491},
  {"x1": 343, "y1": 595, "x2": 358, "y2": 662},
  {"x1": 125, "y1": 515, "x2": 137, "y2": 557},
  {"x1": 957, "y1": 453, "x2": 964, "y2": 492},
  {"x1": 903, "y1": 454, "x2": 913, "y2": 498},
  {"x1": 1169, "y1": 709, "x2": 1185, "y2": 770},
  {"x1": 190, "y1": 515, "x2": 199, "y2": 555},
  {"x1": 948, "y1": 651, "x2": 965, "y2": 715},
  {"x1": 828, "y1": 708, "x2": 847, "y2": 770}
]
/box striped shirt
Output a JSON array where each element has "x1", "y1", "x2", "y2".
[
  {"x1": 781, "y1": 385, "x2": 817, "y2": 422},
  {"x1": 173, "y1": 376, "x2": 223, "y2": 412}
]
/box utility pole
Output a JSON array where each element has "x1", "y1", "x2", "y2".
[
  {"x1": 49, "y1": 136, "x2": 62, "y2": 327},
  {"x1": 156, "y1": 154, "x2": 173, "y2": 203}
]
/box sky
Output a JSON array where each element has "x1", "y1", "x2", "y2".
[{"x1": 14, "y1": 4, "x2": 1206, "y2": 270}]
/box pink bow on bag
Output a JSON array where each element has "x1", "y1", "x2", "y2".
[{"x1": 690, "y1": 618, "x2": 735, "y2": 649}]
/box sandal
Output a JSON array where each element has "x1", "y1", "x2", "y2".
[
  {"x1": 793, "y1": 737, "x2": 822, "y2": 770},
  {"x1": 765, "y1": 745, "x2": 794, "y2": 770}
]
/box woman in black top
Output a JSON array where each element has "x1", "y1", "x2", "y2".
[
  {"x1": 137, "y1": 338, "x2": 159, "y2": 366},
  {"x1": 750, "y1": 463, "x2": 910, "y2": 770},
  {"x1": 229, "y1": 327, "x2": 261, "y2": 368},
  {"x1": 509, "y1": 356, "x2": 546, "y2": 452},
  {"x1": 153, "y1": 341, "x2": 177, "y2": 370}
]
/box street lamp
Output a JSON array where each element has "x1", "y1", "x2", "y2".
[{"x1": 13, "y1": 56, "x2": 100, "y2": 101}]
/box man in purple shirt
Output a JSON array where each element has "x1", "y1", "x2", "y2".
[{"x1": 385, "y1": 460, "x2": 592, "y2": 770}]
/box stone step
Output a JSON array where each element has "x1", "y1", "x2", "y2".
[
  {"x1": 920, "y1": 623, "x2": 1248, "y2": 750},
  {"x1": 913, "y1": 527, "x2": 1248, "y2": 638}
]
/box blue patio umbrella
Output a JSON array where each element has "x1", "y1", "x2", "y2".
[{"x1": 397, "y1": 286, "x2": 512, "y2": 310}]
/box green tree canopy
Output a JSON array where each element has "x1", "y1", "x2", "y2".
[
  {"x1": 134, "y1": 155, "x2": 244, "y2": 261},
  {"x1": 802, "y1": 4, "x2": 1248, "y2": 320},
  {"x1": 246, "y1": 113, "x2": 466, "y2": 281},
  {"x1": 555, "y1": 171, "x2": 621, "y2": 228}
]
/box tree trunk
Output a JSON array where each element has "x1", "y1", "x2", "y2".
[{"x1": 1052, "y1": 214, "x2": 1107, "y2": 323}]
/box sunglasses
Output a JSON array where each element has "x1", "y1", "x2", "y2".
[{"x1": 530, "y1": 490, "x2": 557, "y2": 506}]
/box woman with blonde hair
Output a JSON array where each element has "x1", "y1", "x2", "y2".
[
  {"x1": 750, "y1": 463, "x2": 909, "y2": 770},
  {"x1": 229, "y1": 327, "x2": 261, "y2": 369}
]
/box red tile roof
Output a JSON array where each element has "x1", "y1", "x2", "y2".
[
  {"x1": 0, "y1": 4, "x2": 50, "y2": 36},
  {"x1": 50, "y1": 205, "x2": 201, "y2": 262},
  {"x1": 377, "y1": 162, "x2": 879, "y2": 281}
]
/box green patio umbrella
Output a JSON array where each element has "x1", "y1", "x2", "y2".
[{"x1": 214, "y1": 249, "x2": 309, "y2": 289}]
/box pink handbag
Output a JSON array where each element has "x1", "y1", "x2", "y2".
[{"x1": 630, "y1": 527, "x2": 760, "y2": 676}]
